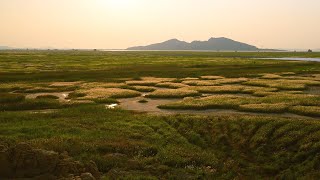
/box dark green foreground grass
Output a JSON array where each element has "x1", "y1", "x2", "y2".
[{"x1": 1, "y1": 105, "x2": 320, "y2": 179}]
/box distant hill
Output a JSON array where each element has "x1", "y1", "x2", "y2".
[
  {"x1": 127, "y1": 37, "x2": 259, "y2": 51},
  {"x1": 0, "y1": 46, "x2": 12, "y2": 50}
]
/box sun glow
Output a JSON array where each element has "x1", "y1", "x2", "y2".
[{"x1": 105, "y1": 0, "x2": 137, "y2": 10}]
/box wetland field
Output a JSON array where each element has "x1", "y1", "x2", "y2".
[{"x1": 1, "y1": 50, "x2": 320, "y2": 179}]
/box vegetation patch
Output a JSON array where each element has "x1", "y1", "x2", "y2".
[
  {"x1": 200, "y1": 76, "x2": 225, "y2": 80},
  {"x1": 91, "y1": 98, "x2": 119, "y2": 104},
  {"x1": 182, "y1": 77, "x2": 199, "y2": 80},
  {"x1": 289, "y1": 106, "x2": 320, "y2": 117},
  {"x1": 80, "y1": 82, "x2": 126, "y2": 89},
  {"x1": 78, "y1": 88, "x2": 141, "y2": 99},
  {"x1": 155, "y1": 82, "x2": 188, "y2": 89},
  {"x1": 182, "y1": 80, "x2": 220, "y2": 86},
  {"x1": 140, "y1": 77, "x2": 176, "y2": 82},
  {"x1": 125, "y1": 86, "x2": 156, "y2": 92},
  {"x1": 190, "y1": 85, "x2": 245, "y2": 94},
  {"x1": 215, "y1": 77, "x2": 248, "y2": 84},
  {"x1": 0, "y1": 83, "x2": 32, "y2": 92},
  {"x1": 125, "y1": 80, "x2": 159, "y2": 86},
  {"x1": 67, "y1": 92, "x2": 87, "y2": 99},
  {"x1": 0, "y1": 93, "x2": 25, "y2": 103},
  {"x1": 0, "y1": 98, "x2": 62, "y2": 111},
  {"x1": 159, "y1": 95, "x2": 251, "y2": 109},
  {"x1": 146, "y1": 89, "x2": 200, "y2": 98},
  {"x1": 244, "y1": 79, "x2": 320, "y2": 90},
  {"x1": 239, "y1": 103, "x2": 289, "y2": 113},
  {"x1": 49, "y1": 81, "x2": 82, "y2": 87},
  {"x1": 260, "y1": 73, "x2": 282, "y2": 79},
  {"x1": 259, "y1": 93, "x2": 320, "y2": 106}
]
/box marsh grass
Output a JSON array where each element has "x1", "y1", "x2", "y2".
[
  {"x1": 91, "y1": 98, "x2": 119, "y2": 104},
  {"x1": 260, "y1": 73, "x2": 282, "y2": 79},
  {"x1": 155, "y1": 82, "x2": 188, "y2": 89},
  {"x1": 182, "y1": 78, "x2": 248, "y2": 86},
  {"x1": 77, "y1": 88, "x2": 141, "y2": 99},
  {"x1": 0, "y1": 83, "x2": 32, "y2": 92},
  {"x1": 146, "y1": 89, "x2": 200, "y2": 98},
  {"x1": 200, "y1": 76, "x2": 225, "y2": 80},
  {"x1": 215, "y1": 78, "x2": 248, "y2": 84},
  {"x1": 0, "y1": 98, "x2": 62, "y2": 111},
  {"x1": 124, "y1": 86, "x2": 156, "y2": 92},
  {"x1": 182, "y1": 80, "x2": 220, "y2": 86},
  {"x1": 67, "y1": 92, "x2": 86, "y2": 99},
  {"x1": 80, "y1": 82, "x2": 126, "y2": 89},
  {"x1": 125, "y1": 77, "x2": 174, "y2": 87},
  {"x1": 190, "y1": 85, "x2": 245, "y2": 94},
  {"x1": 159, "y1": 93, "x2": 320, "y2": 115},
  {"x1": 2, "y1": 105, "x2": 320, "y2": 178},
  {"x1": 289, "y1": 106, "x2": 320, "y2": 117},
  {"x1": 239, "y1": 103, "x2": 289, "y2": 113},
  {"x1": 0, "y1": 93, "x2": 25, "y2": 103},
  {"x1": 126, "y1": 80, "x2": 159, "y2": 86},
  {"x1": 49, "y1": 81, "x2": 82, "y2": 87},
  {"x1": 244, "y1": 79, "x2": 320, "y2": 90},
  {"x1": 159, "y1": 95, "x2": 251, "y2": 110},
  {"x1": 1, "y1": 51, "x2": 320, "y2": 179},
  {"x1": 21, "y1": 86, "x2": 78, "y2": 93}
]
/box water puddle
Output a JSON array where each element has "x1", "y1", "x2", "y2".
[
  {"x1": 25, "y1": 92, "x2": 71, "y2": 102},
  {"x1": 118, "y1": 97, "x2": 180, "y2": 112},
  {"x1": 116, "y1": 97, "x2": 318, "y2": 120},
  {"x1": 255, "y1": 57, "x2": 320, "y2": 62}
]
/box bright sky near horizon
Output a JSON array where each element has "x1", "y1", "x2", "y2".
[{"x1": 0, "y1": 0, "x2": 319, "y2": 49}]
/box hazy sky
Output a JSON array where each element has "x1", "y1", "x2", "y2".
[{"x1": 1, "y1": 0, "x2": 320, "y2": 49}]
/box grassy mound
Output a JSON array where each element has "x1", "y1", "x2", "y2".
[
  {"x1": 76, "y1": 88, "x2": 141, "y2": 99},
  {"x1": 146, "y1": 89, "x2": 200, "y2": 98}
]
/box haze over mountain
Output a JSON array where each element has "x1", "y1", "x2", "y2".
[
  {"x1": 0, "y1": 46, "x2": 12, "y2": 50},
  {"x1": 127, "y1": 37, "x2": 259, "y2": 51}
]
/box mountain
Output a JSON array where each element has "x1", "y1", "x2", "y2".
[
  {"x1": 0, "y1": 46, "x2": 12, "y2": 50},
  {"x1": 127, "y1": 37, "x2": 259, "y2": 51}
]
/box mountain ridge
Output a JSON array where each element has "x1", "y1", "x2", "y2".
[
  {"x1": 0, "y1": 46, "x2": 12, "y2": 50},
  {"x1": 127, "y1": 37, "x2": 259, "y2": 51}
]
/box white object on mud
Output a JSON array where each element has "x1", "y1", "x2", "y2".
[{"x1": 106, "y1": 104, "x2": 118, "y2": 109}]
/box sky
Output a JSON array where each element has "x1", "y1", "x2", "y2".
[{"x1": 0, "y1": 0, "x2": 320, "y2": 49}]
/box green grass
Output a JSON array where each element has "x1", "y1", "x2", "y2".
[
  {"x1": 0, "y1": 93, "x2": 25, "y2": 103},
  {"x1": 1, "y1": 51, "x2": 320, "y2": 179},
  {"x1": 159, "y1": 93, "x2": 320, "y2": 115},
  {"x1": 0, "y1": 51, "x2": 319, "y2": 82},
  {"x1": 124, "y1": 85, "x2": 156, "y2": 92},
  {"x1": 289, "y1": 106, "x2": 320, "y2": 117},
  {"x1": 0, "y1": 98, "x2": 63, "y2": 111},
  {"x1": 146, "y1": 89, "x2": 200, "y2": 98},
  {"x1": 238, "y1": 103, "x2": 289, "y2": 113},
  {"x1": 1, "y1": 105, "x2": 320, "y2": 178}
]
